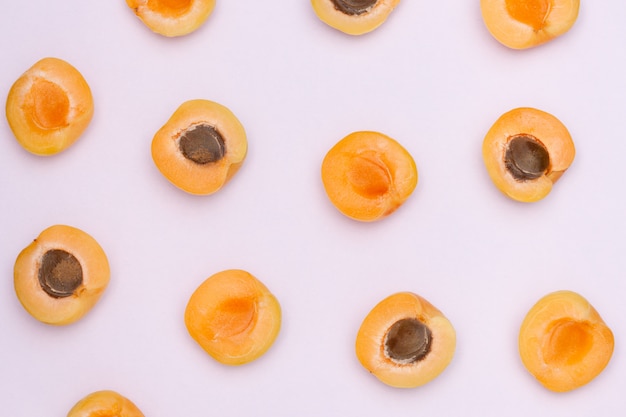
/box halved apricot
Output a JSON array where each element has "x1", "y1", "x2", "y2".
[
  {"x1": 126, "y1": 0, "x2": 215, "y2": 37},
  {"x1": 6, "y1": 57, "x2": 94, "y2": 156},
  {"x1": 480, "y1": 0, "x2": 580, "y2": 49},
  {"x1": 14, "y1": 225, "x2": 110, "y2": 325},
  {"x1": 482, "y1": 107, "x2": 575, "y2": 203},
  {"x1": 67, "y1": 390, "x2": 145, "y2": 417},
  {"x1": 321, "y1": 131, "x2": 417, "y2": 221},
  {"x1": 355, "y1": 292, "x2": 456, "y2": 388},
  {"x1": 311, "y1": 0, "x2": 401, "y2": 35},
  {"x1": 151, "y1": 99, "x2": 247, "y2": 195},
  {"x1": 519, "y1": 290, "x2": 614, "y2": 392},
  {"x1": 184, "y1": 269, "x2": 281, "y2": 366}
]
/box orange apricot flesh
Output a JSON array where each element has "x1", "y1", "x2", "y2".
[
  {"x1": 311, "y1": 0, "x2": 401, "y2": 35},
  {"x1": 14, "y1": 225, "x2": 110, "y2": 326},
  {"x1": 67, "y1": 390, "x2": 145, "y2": 417},
  {"x1": 355, "y1": 292, "x2": 456, "y2": 388},
  {"x1": 321, "y1": 131, "x2": 417, "y2": 222},
  {"x1": 480, "y1": 0, "x2": 580, "y2": 49},
  {"x1": 184, "y1": 269, "x2": 281, "y2": 366},
  {"x1": 151, "y1": 99, "x2": 247, "y2": 195},
  {"x1": 519, "y1": 290, "x2": 614, "y2": 392},
  {"x1": 6, "y1": 57, "x2": 94, "y2": 156},
  {"x1": 126, "y1": 0, "x2": 215, "y2": 37},
  {"x1": 482, "y1": 107, "x2": 575, "y2": 203}
]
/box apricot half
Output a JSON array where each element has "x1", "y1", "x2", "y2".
[
  {"x1": 321, "y1": 131, "x2": 417, "y2": 221},
  {"x1": 311, "y1": 0, "x2": 401, "y2": 35},
  {"x1": 14, "y1": 225, "x2": 110, "y2": 325},
  {"x1": 355, "y1": 292, "x2": 456, "y2": 388},
  {"x1": 482, "y1": 107, "x2": 575, "y2": 203},
  {"x1": 480, "y1": 0, "x2": 580, "y2": 49},
  {"x1": 6, "y1": 57, "x2": 94, "y2": 156},
  {"x1": 152, "y1": 99, "x2": 247, "y2": 195},
  {"x1": 126, "y1": 0, "x2": 215, "y2": 37},
  {"x1": 67, "y1": 390, "x2": 145, "y2": 417},
  {"x1": 519, "y1": 290, "x2": 614, "y2": 392},
  {"x1": 184, "y1": 269, "x2": 281, "y2": 366}
]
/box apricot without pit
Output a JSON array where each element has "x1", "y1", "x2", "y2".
[
  {"x1": 14, "y1": 225, "x2": 110, "y2": 325},
  {"x1": 152, "y1": 99, "x2": 247, "y2": 195},
  {"x1": 311, "y1": 0, "x2": 401, "y2": 35},
  {"x1": 519, "y1": 290, "x2": 614, "y2": 392},
  {"x1": 355, "y1": 292, "x2": 456, "y2": 388},
  {"x1": 482, "y1": 107, "x2": 575, "y2": 203},
  {"x1": 126, "y1": 0, "x2": 215, "y2": 37},
  {"x1": 481, "y1": 0, "x2": 580, "y2": 49},
  {"x1": 184, "y1": 269, "x2": 281, "y2": 366},
  {"x1": 67, "y1": 390, "x2": 145, "y2": 417},
  {"x1": 321, "y1": 131, "x2": 417, "y2": 222},
  {"x1": 6, "y1": 57, "x2": 94, "y2": 156}
]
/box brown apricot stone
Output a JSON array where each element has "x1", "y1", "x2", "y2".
[
  {"x1": 67, "y1": 390, "x2": 145, "y2": 417},
  {"x1": 321, "y1": 131, "x2": 417, "y2": 221},
  {"x1": 126, "y1": 0, "x2": 215, "y2": 37},
  {"x1": 519, "y1": 290, "x2": 614, "y2": 392},
  {"x1": 151, "y1": 99, "x2": 247, "y2": 195},
  {"x1": 14, "y1": 225, "x2": 110, "y2": 325},
  {"x1": 311, "y1": 0, "x2": 401, "y2": 35},
  {"x1": 6, "y1": 57, "x2": 94, "y2": 156},
  {"x1": 482, "y1": 107, "x2": 575, "y2": 203},
  {"x1": 184, "y1": 269, "x2": 281, "y2": 366},
  {"x1": 481, "y1": 0, "x2": 580, "y2": 49},
  {"x1": 355, "y1": 292, "x2": 456, "y2": 388}
]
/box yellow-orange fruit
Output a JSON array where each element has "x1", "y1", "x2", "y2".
[
  {"x1": 311, "y1": 0, "x2": 401, "y2": 35},
  {"x1": 126, "y1": 0, "x2": 216, "y2": 37},
  {"x1": 67, "y1": 390, "x2": 145, "y2": 417}
]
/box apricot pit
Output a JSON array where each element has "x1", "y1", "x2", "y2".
[
  {"x1": 311, "y1": 0, "x2": 401, "y2": 35},
  {"x1": 126, "y1": 0, "x2": 215, "y2": 37},
  {"x1": 67, "y1": 390, "x2": 145, "y2": 417}
]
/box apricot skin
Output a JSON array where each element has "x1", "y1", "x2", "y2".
[
  {"x1": 355, "y1": 292, "x2": 456, "y2": 388},
  {"x1": 67, "y1": 390, "x2": 145, "y2": 417},
  {"x1": 311, "y1": 0, "x2": 401, "y2": 36},
  {"x1": 184, "y1": 269, "x2": 281, "y2": 366},
  {"x1": 126, "y1": 0, "x2": 215, "y2": 37},
  {"x1": 519, "y1": 290, "x2": 614, "y2": 392},
  {"x1": 6, "y1": 57, "x2": 94, "y2": 156}
]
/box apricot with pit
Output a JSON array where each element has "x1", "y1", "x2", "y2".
[
  {"x1": 481, "y1": 0, "x2": 580, "y2": 49},
  {"x1": 311, "y1": 0, "x2": 401, "y2": 35},
  {"x1": 152, "y1": 99, "x2": 247, "y2": 195},
  {"x1": 67, "y1": 390, "x2": 145, "y2": 417},
  {"x1": 126, "y1": 0, "x2": 215, "y2": 37},
  {"x1": 482, "y1": 107, "x2": 575, "y2": 203},
  {"x1": 184, "y1": 269, "x2": 281, "y2": 366},
  {"x1": 321, "y1": 131, "x2": 417, "y2": 222},
  {"x1": 14, "y1": 225, "x2": 110, "y2": 325},
  {"x1": 355, "y1": 292, "x2": 456, "y2": 388},
  {"x1": 519, "y1": 290, "x2": 614, "y2": 392},
  {"x1": 6, "y1": 57, "x2": 94, "y2": 156}
]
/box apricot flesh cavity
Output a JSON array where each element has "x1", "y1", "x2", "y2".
[
  {"x1": 519, "y1": 290, "x2": 614, "y2": 392},
  {"x1": 6, "y1": 57, "x2": 94, "y2": 156},
  {"x1": 67, "y1": 390, "x2": 145, "y2": 417},
  {"x1": 311, "y1": 0, "x2": 401, "y2": 35},
  {"x1": 321, "y1": 131, "x2": 417, "y2": 222},
  {"x1": 14, "y1": 225, "x2": 110, "y2": 325},
  {"x1": 152, "y1": 99, "x2": 247, "y2": 195},
  {"x1": 184, "y1": 269, "x2": 281, "y2": 366},
  {"x1": 482, "y1": 107, "x2": 575, "y2": 203},
  {"x1": 481, "y1": 0, "x2": 580, "y2": 49},
  {"x1": 126, "y1": 0, "x2": 215, "y2": 37},
  {"x1": 355, "y1": 292, "x2": 456, "y2": 388}
]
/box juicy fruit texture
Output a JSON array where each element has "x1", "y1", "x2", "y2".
[
  {"x1": 126, "y1": 0, "x2": 216, "y2": 37},
  {"x1": 6, "y1": 57, "x2": 94, "y2": 156},
  {"x1": 321, "y1": 131, "x2": 417, "y2": 221},
  {"x1": 311, "y1": 0, "x2": 401, "y2": 35},
  {"x1": 355, "y1": 292, "x2": 456, "y2": 388},
  {"x1": 519, "y1": 290, "x2": 614, "y2": 392},
  {"x1": 67, "y1": 390, "x2": 145, "y2": 417},
  {"x1": 482, "y1": 107, "x2": 575, "y2": 203},
  {"x1": 151, "y1": 99, "x2": 247, "y2": 195},
  {"x1": 184, "y1": 269, "x2": 282, "y2": 365},
  {"x1": 14, "y1": 225, "x2": 110, "y2": 325},
  {"x1": 480, "y1": 0, "x2": 580, "y2": 49}
]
